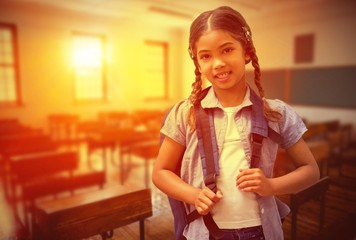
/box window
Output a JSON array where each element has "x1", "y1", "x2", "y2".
[
  {"x1": 72, "y1": 33, "x2": 106, "y2": 101},
  {"x1": 144, "y1": 41, "x2": 168, "y2": 99},
  {"x1": 0, "y1": 23, "x2": 21, "y2": 106}
]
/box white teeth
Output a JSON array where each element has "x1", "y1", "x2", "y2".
[{"x1": 216, "y1": 72, "x2": 229, "y2": 78}]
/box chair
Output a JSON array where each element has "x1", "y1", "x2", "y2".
[
  {"x1": 98, "y1": 111, "x2": 133, "y2": 129},
  {"x1": 0, "y1": 134, "x2": 58, "y2": 202},
  {"x1": 48, "y1": 114, "x2": 80, "y2": 147},
  {"x1": 119, "y1": 130, "x2": 159, "y2": 186},
  {"x1": 337, "y1": 124, "x2": 356, "y2": 177},
  {"x1": 8, "y1": 149, "x2": 106, "y2": 235},
  {"x1": 328, "y1": 124, "x2": 356, "y2": 191},
  {"x1": 290, "y1": 176, "x2": 330, "y2": 240},
  {"x1": 275, "y1": 142, "x2": 331, "y2": 240}
]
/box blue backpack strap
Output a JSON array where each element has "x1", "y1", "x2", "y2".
[
  {"x1": 249, "y1": 89, "x2": 282, "y2": 167},
  {"x1": 249, "y1": 90, "x2": 268, "y2": 168},
  {"x1": 160, "y1": 97, "x2": 223, "y2": 240},
  {"x1": 193, "y1": 101, "x2": 224, "y2": 239},
  {"x1": 194, "y1": 106, "x2": 220, "y2": 192}
]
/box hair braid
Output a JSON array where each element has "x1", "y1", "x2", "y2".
[
  {"x1": 248, "y1": 44, "x2": 282, "y2": 122},
  {"x1": 249, "y1": 48, "x2": 264, "y2": 98},
  {"x1": 187, "y1": 60, "x2": 203, "y2": 129}
]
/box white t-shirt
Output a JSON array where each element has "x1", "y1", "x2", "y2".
[{"x1": 211, "y1": 106, "x2": 261, "y2": 229}]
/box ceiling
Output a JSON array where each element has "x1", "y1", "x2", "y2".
[{"x1": 6, "y1": 0, "x2": 334, "y2": 28}]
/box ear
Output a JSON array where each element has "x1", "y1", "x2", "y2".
[{"x1": 245, "y1": 53, "x2": 251, "y2": 64}]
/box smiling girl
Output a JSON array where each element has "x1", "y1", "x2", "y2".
[{"x1": 152, "y1": 6, "x2": 319, "y2": 240}]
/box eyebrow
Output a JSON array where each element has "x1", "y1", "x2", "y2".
[{"x1": 198, "y1": 42, "x2": 234, "y2": 55}]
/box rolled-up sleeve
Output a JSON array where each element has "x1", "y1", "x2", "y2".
[
  {"x1": 267, "y1": 99, "x2": 307, "y2": 149},
  {"x1": 161, "y1": 100, "x2": 190, "y2": 147}
]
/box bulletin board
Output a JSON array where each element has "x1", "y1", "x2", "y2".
[
  {"x1": 247, "y1": 66, "x2": 356, "y2": 109},
  {"x1": 246, "y1": 69, "x2": 286, "y2": 101},
  {"x1": 290, "y1": 66, "x2": 356, "y2": 108}
]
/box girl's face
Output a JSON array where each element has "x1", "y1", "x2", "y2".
[{"x1": 195, "y1": 29, "x2": 249, "y2": 92}]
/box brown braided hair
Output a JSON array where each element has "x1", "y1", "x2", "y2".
[{"x1": 187, "y1": 6, "x2": 282, "y2": 129}]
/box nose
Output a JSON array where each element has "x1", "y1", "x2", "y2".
[{"x1": 212, "y1": 57, "x2": 225, "y2": 69}]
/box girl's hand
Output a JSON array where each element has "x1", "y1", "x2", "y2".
[
  {"x1": 194, "y1": 187, "x2": 223, "y2": 215},
  {"x1": 236, "y1": 168, "x2": 274, "y2": 196}
]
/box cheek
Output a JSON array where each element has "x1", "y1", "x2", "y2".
[{"x1": 197, "y1": 62, "x2": 211, "y2": 75}]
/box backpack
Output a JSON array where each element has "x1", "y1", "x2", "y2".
[{"x1": 160, "y1": 87, "x2": 281, "y2": 240}]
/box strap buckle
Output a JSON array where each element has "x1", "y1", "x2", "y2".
[
  {"x1": 204, "y1": 173, "x2": 217, "y2": 193},
  {"x1": 204, "y1": 173, "x2": 216, "y2": 186}
]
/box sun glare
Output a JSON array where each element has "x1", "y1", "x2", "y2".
[{"x1": 73, "y1": 37, "x2": 102, "y2": 67}]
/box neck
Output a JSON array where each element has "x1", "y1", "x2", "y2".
[{"x1": 214, "y1": 84, "x2": 248, "y2": 108}]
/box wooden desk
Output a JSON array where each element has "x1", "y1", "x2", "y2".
[
  {"x1": 8, "y1": 149, "x2": 105, "y2": 229},
  {"x1": 83, "y1": 126, "x2": 159, "y2": 186},
  {"x1": 275, "y1": 140, "x2": 331, "y2": 240},
  {"x1": 32, "y1": 185, "x2": 152, "y2": 240},
  {"x1": 123, "y1": 140, "x2": 160, "y2": 188}
]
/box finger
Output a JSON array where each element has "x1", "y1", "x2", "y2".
[
  {"x1": 238, "y1": 178, "x2": 258, "y2": 190},
  {"x1": 211, "y1": 190, "x2": 223, "y2": 203},
  {"x1": 240, "y1": 185, "x2": 256, "y2": 193},
  {"x1": 238, "y1": 179, "x2": 258, "y2": 191},
  {"x1": 202, "y1": 187, "x2": 222, "y2": 202},
  {"x1": 216, "y1": 190, "x2": 223, "y2": 199},
  {"x1": 236, "y1": 173, "x2": 254, "y2": 185},
  {"x1": 196, "y1": 191, "x2": 223, "y2": 215},
  {"x1": 196, "y1": 205, "x2": 209, "y2": 215},
  {"x1": 236, "y1": 168, "x2": 254, "y2": 179},
  {"x1": 236, "y1": 168, "x2": 261, "y2": 183},
  {"x1": 198, "y1": 188, "x2": 218, "y2": 206},
  {"x1": 197, "y1": 194, "x2": 213, "y2": 207}
]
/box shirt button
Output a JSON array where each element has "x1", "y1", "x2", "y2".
[{"x1": 261, "y1": 208, "x2": 265, "y2": 214}]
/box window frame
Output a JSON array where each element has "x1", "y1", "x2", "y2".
[
  {"x1": 0, "y1": 22, "x2": 22, "y2": 107},
  {"x1": 72, "y1": 32, "x2": 107, "y2": 103},
  {"x1": 144, "y1": 40, "x2": 169, "y2": 100}
]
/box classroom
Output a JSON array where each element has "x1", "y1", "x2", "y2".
[{"x1": 0, "y1": 0, "x2": 355, "y2": 239}]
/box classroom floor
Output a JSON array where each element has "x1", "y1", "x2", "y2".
[
  {"x1": 0, "y1": 143, "x2": 175, "y2": 240},
  {"x1": 1, "y1": 142, "x2": 356, "y2": 240},
  {"x1": 82, "y1": 145, "x2": 175, "y2": 240}
]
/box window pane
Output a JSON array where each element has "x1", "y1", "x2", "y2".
[
  {"x1": 73, "y1": 37, "x2": 102, "y2": 67},
  {"x1": 74, "y1": 67, "x2": 102, "y2": 100},
  {"x1": 0, "y1": 24, "x2": 19, "y2": 105},
  {"x1": 3, "y1": 53, "x2": 13, "y2": 64},
  {"x1": 144, "y1": 41, "x2": 168, "y2": 99},
  {"x1": 73, "y1": 34, "x2": 105, "y2": 101},
  {"x1": 2, "y1": 29, "x2": 12, "y2": 41},
  {"x1": 5, "y1": 67, "x2": 15, "y2": 80},
  {"x1": 6, "y1": 78, "x2": 16, "y2": 101}
]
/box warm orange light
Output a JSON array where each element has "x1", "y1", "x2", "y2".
[{"x1": 72, "y1": 37, "x2": 102, "y2": 67}]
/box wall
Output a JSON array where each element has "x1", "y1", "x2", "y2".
[
  {"x1": 1, "y1": 1, "x2": 356, "y2": 136},
  {"x1": 245, "y1": 1, "x2": 356, "y2": 132},
  {"x1": 0, "y1": 1, "x2": 184, "y2": 130}
]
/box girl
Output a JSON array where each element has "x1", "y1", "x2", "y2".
[{"x1": 152, "y1": 6, "x2": 320, "y2": 240}]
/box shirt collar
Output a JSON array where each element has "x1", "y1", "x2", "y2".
[{"x1": 200, "y1": 85, "x2": 253, "y2": 110}]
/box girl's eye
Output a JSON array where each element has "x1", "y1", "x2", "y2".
[
  {"x1": 199, "y1": 54, "x2": 211, "y2": 60},
  {"x1": 223, "y1": 47, "x2": 234, "y2": 54}
]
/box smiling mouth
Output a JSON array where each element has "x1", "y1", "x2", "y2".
[{"x1": 215, "y1": 71, "x2": 231, "y2": 81}]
